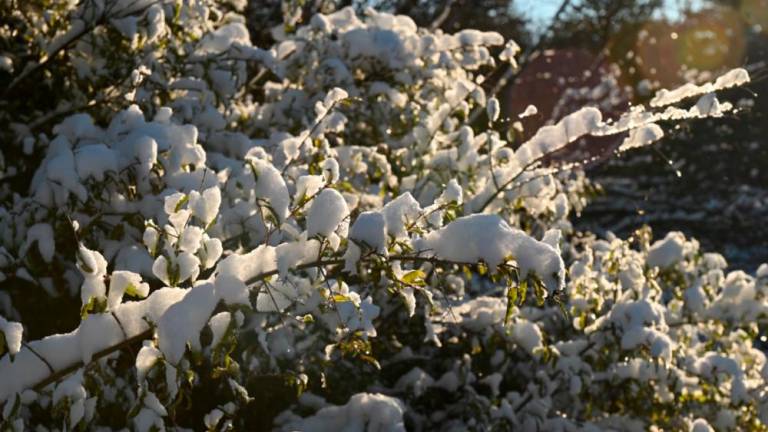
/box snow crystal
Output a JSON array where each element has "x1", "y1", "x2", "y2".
[
  {"x1": 416, "y1": 214, "x2": 564, "y2": 292},
  {"x1": 307, "y1": 188, "x2": 349, "y2": 238}
]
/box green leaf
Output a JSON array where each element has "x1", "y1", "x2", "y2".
[
  {"x1": 504, "y1": 283, "x2": 517, "y2": 326},
  {"x1": 124, "y1": 283, "x2": 139, "y2": 297},
  {"x1": 80, "y1": 296, "x2": 107, "y2": 320},
  {"x1": 401, "y1": 270, "x2": 426, "y2": 286},
  {"x1": 518, "y1": 278, "x2": 528, "y2": 306},
  {"x1": 174, "y1": 194, "x2": 189, "y2": 212},
  {"x1": 333, "y1": 294, "x2": 352, "y2": 303},
  {"x1": 532, "y1": 275, "x2": 546, "y2": 306}
]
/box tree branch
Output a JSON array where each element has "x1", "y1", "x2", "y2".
[{"x1": 3, "y1": 251, "x2": 517, "y2": 402}]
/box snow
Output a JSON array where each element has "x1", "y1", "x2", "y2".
[
  {"x1": 21, "y1": 223, "x2": 55, "y2": 263},
  {"x1": 329, "y1": 286, "x2": 380, "y2": 337},
  {"x1": 247, "y1": 158, "x2": 290, "y2": 222},
  {"x1": 416, "y1": 214, "x2": 564, "y2": 292},
  {"x1": 646, "y1": 231, "x2": 685, "y2": 269},
  {"x1": 178, "y1": 225, "x2": 204, "y2": 253},
  {"x1": 74, "y1": 144, "x2": 117, "y2": 181},
  {"x1": 515, "y1": 107, "x2": 603, "y2": 166},
  {"x1": 349, "y1": 211, "x2": 387, "y2": 252},
  {"x1": 204, "y1": 408, "x2": 225, "y2": 429},
  {"x1": 77, "y1": 244, "x2": 108, "y2": 307},
  {"x1": 618, "y1": 123, "x2": 664, "y2": 152},
  {"x1": 307, "y1": 188, "x2": 349, "y2": 238},
  {"x1": 279, "y1": 393, "x2": 406, "y2": 432},
  {"x1": 322, "y1": 158, "x2": 340, "y2": 184},
  {"x1": 256, "y1": 280, "x2": 299, "y2": 312},
  {"x1": 152, "y1": 251, "x2": 201, "y2": 287},
  {"x1": 213, "y1": 275, "x2": 249, "y2": 308},
  {"x1": 216, "y1": 244, "x2": 277, "y2": 283},
  {"x1": 439, "y1": 179, "x2": 463, "y2": 204},
  {"x1": 143, "y1": 391, "x2": 167, "y2": 417},
  {"x1": 276, "y1": 237, "x2": 321, "y2": 278},
  {"x1": 499, "y1": 40, "x2": 520, "y2": 67},
  {"x1": 157, "y1": 282, "x2": 217, "y2": 364},
  {"x1": 650, "y1": 68, "x2": 750, "y2": 107},
  {"x1": 6, "y1": 287, "x2": 187, "y2": 398},
  {"x1": 35, "y1": 136, "x2": 88, "y2": 205},
  {"x1": 107, "y1": 270, "x2": 149, "y2": 310},
  {"x1": 52, "y1": 370, "x2": 86, "y2": 428},
  {"x1": 519, "y1": 104, "x2": 538, "y2": 118},
  {"x1": 209, "y1": 312, "x2": 231, "y2": 348},
  {"x1": 691, "y1": 418, "x2": 714, "y2": 432},
  {"x1": 197, "y1": 23, "x2": 250, "y2": 55},
  {"x1": 135, "y1": 343, "x2": 162, "y2": 382},
  {"x1": 294, "y1": 175, "x2": 325, "y2": 201},
  {"x1": 487, "y1": 97, "x2": 500, "y2": 123},
  {"x1": 199, "y1": 235, "x2": 223, "y2": 269},
  {"x1": 382, "y1": 192, "x2": 422, "y2": 239},
  {"x1": 0, "y1": 55, "x2": 12, "y2": 73},
  {"x1": 394, "y1": 367, "x2": 434, "y2": 397},
  {"x1": 512, "y1": 320, "x2": 543, "y2": 355},
  {"x1": 323, "y1": 87, "x2": 349, "y2": 108},
  {"x1": 188, "y1": 186, "x2": 221, "y2": 225},
  {"x1": 0, "y1": 316, "x2": 22, "y2": 356}
]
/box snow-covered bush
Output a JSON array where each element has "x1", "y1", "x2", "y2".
[{"x1": 0, "y1": 1, "x2": 758, "y2": 430}]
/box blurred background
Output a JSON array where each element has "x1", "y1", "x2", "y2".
[{"x1": 250, "y1": 0, "x2": 768, "y2": 271}]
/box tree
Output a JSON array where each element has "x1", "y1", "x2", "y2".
[{"x1": 0, "y1": 1, "x2": 760, "y2": 431}]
